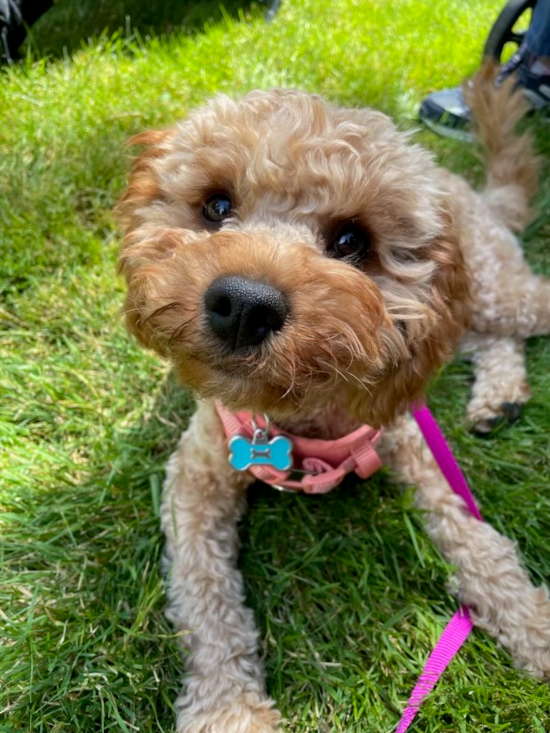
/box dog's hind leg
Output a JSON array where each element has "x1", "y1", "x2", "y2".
[
  {"x1": 460, "y1": 332, "x2": 530, "y2": 434},
  {"x1": 379, "y1": 414, "x2": 550, "y2": 679},
  {"x1": 473, "y1": 268, "x2": 550, "y2": 339},
  {"x1": 161, "y1": 400, "x2": 280, "y2": 733}
]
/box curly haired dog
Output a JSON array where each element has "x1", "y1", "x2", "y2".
[{"x1": 117, "y1": 69, "x2": 550, "y2": 732}]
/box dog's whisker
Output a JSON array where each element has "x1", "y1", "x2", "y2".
[
  {"x1": 142, "y1": 301, "x2": 183, "y2": 325},
  {"x1": 169, "y1": 315, "x2": 198, "y2": 345}
]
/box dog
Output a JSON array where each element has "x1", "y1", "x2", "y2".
[{"x1": 116, "y1": 68, "x2": 550, "y2": 732}]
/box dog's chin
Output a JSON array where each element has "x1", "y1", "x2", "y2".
[
  {"x1": 173, "y1": 355, "x2": 336, "y2": 419},
  {"x1": 174, "y1": 357, "x2": 287, "y2": 414}
]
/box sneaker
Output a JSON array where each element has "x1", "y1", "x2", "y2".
[
  {"x1": 418, "y1": 86, "x2": 474, "y2": 142},
  {"x1": 419, "y1": 47, "x2": 550, "y2": 140}
]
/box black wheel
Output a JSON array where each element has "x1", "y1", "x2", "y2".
[{"x1": 483, "y1": 0, "x2": 536, "y2": 62}]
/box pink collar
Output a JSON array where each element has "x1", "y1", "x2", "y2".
[{"x1": 215, "y1": 401, "x2": 384, "y2": 494}]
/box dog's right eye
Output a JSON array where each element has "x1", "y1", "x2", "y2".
[
  {"x1": 328, "y1": 222, "x2": 371, "y2": 262},
  {"x1": 203, "y1": 194, "x2": 232, "y2": 224}
]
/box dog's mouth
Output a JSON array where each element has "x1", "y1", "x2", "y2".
[
  {"x1": 174, "y1": 354, "x2": 302, "y2": 416},
  {"x1": 173, "y1": 335, "x2": 367, "y2": 419},
  {"x1": 187, "y1": 349, "x2": 294, "y2": 390}
]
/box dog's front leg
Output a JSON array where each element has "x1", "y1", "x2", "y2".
[
  {"x1": 161, "y1": 400, "x2": 280, "y2": 733},
  {"x1": 379, "y1": 413, "x2": 550, "y2": 679},
  {"x1": 460, "y1": 332, "x2": 530, "y2": 433}
]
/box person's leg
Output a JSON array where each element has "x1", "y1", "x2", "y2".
[
  {"x1": 513, "y1": 0, "x2": 550, "y2": 108},
  {"x1": 419, "y1": 0, "x2": 550, "y2": 139},
  {"x1": 526, "y1": 0, "x2": 550, "y2": 57}
]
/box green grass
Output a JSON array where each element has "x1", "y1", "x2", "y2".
[{"x1": 1, "y1": 1, "x2": 549, "y2": 731}]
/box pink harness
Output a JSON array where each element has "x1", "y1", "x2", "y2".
[
  {"x1": 216, "y1": 402, "x2": 384, "y2": 493},
  {"x1": 216, "y1": 400, "x2": 482, "y2": 730}
]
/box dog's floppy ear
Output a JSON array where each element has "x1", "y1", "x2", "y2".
[
  {"x1": 116, "y1": 128, "x2": 176, "y2": 234},
  {"x1": 350, "y1": 207, "x2": 472, "y2": 426},
  {"x1": 117, "y1": 248, "x2": 177, "y2": 357},
  {"x1": 116, "y1": 128, "x2": 177, "y2": 354}
]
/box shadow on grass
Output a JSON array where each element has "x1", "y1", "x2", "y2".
[
  {"x1": 1, "y1": 372, "x2": 191, "y2": 731},
  {"x1": 24, "y1": 0, "x2": 263, "y2": 59}
]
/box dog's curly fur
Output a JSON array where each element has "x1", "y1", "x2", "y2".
[{"x1": 117, "y1": 68, "x2": 550, "y2": 732}]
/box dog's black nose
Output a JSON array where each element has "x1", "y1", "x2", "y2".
[{"x1": 204, "y1": 276, "x2": 289, "y2": 350}]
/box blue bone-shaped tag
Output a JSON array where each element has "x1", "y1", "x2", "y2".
[{"x1": 228, "y1": 434, "x2": 293, "y2": 472}]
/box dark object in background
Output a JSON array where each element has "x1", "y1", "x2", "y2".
[
  {"x1": 20, "y1": 0, "x2": 255, "y2": 60},
  {"x1": 1, "y1": 0, "x2": 53, "y2": 63},
  {"x1": 483, "y1": 0, "x2": 537, "y2": 62},
  {"x1": 263, "y1": 0, "x2": 281, "y2": 21}
]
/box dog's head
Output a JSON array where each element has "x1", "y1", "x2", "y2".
[{"x1": 117, "y1": 90, "x2": 470, "y2": 426}]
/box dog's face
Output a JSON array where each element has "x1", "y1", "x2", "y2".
[{"x1": 117, "y1": 90, "x2": 470, "y2": 426}]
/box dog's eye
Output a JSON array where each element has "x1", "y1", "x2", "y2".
[
  {"x1": 330, "y1": 224, "x2": 370, "y2": 260},
  {"x1": 203, "y1": 194, "x2": 232, "y2": 223}
]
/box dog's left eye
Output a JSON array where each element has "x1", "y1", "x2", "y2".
[
  {"x1": 329, "y1": 224, "x2": 370, "y2": 260},
  {"x1": 203, "y1": 194, "x2": 232, "y2": 223}
]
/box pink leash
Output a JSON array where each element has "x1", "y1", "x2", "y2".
[
  {"x1": 412, "y1": 404, "x2": 482, "y2": 521},
  {"x1": 395, "y1": 404, "x2": 483, "y2": 732}
]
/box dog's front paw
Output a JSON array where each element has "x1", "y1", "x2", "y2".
[
  {"x1": 505, "y1": 585, "x2": 550, "y2": 680},
  {"x1": 176, "y1": 694, "x2": 281, "y2": 733},
  {"x1": 467, "y1": 397, "x2": 527, "y2": 435},
  {"x1": 466, "y1": 573, "x2": 550, "y2": 680}
]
